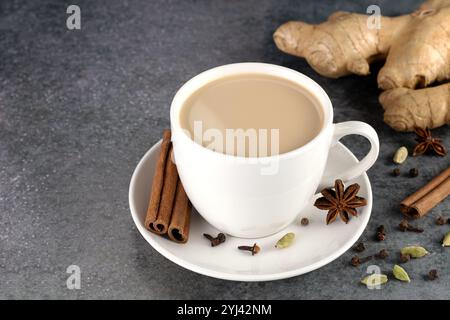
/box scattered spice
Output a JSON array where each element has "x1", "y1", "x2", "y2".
[
  {"x1": 442, "y1": 232, "x2": 450, "y2": 247},
  {"x1": 300, "y1": 217, "x2": 309, "y2": 226},
  {"x1": 427, "y1": 269, "x2": 438, "y2": 281},
  {"x1": 275, "y1": 232, "x2": 295, "y2": 249},
  {"x1": 398, "y1": 219, "x2": 424, "y2": 233},
  {"x1": 361, "y1": 274, "x2": 388, "y2": 287},
  {"x1": 313, "y1": 179, "x2": 367, "y2": 224},
  {"x1": 203, "y1": 233, "x2": 226, "y2": 247},
  {"x1": 238, "y1": 243, "x2": 260, "y2": 255},
  {"x1": 412, "y1": 127, "x2": 446, "y2": 157},
  {"x1": 350, "y1": 255, "x2": 373, "y2": 267},
  {"x1": 375, "y1": 225, "x2": 386, "y2": 241},
  {"x1": 376, "y1": 232, "x2": 386, "y2": 241},
  {"x1": 375, "y1": 249, "x2": 389, "y2": 259},
  {"x1": 393, "y1": 264, "x2": 411, "y2": 282},
  {"x1": 393, "y1": 146, "x2": 408, "y2": 164},
  {"x1": 353, "y1": 242, "x2": 366, "y2": 253},
  {"x1": 392, "y1": 168, "x2": 401, "y2": 177},
  {"x1": 436, "y1": 216, "x2": 448, "y2": 225},
  {"x1": 401, "y1": 246, "x2": 429, "y2": 258},
  {"x1": 398, "y1": 220, "x2": 408, "y2": 231},
  {"x1": 400, "y1": 253, "x2": 411, "y2": 263},
  {"x1": 409, "y1": 168, "x2": 419, "y2": 177},
  {"x1": 408, "y1": 225, "x2": 423, "y2": 233}
]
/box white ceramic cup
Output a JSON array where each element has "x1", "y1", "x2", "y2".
[{"x1": 170, "y1": 63, "x2": 379, "y2": 238}]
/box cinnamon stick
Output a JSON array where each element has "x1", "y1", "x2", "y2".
[
  {"x1": 151, "y1": 147, "x2": 179, "y2": 234},
  {"x1": 144, "y1": 130, "x2": 172, "y2": 232},
  {"x1": 168, "y1": 182, "x2": 192, "y2": 243},
  {"x1": 144, "y1": 129, "x2": 192, "y2": 242},
  {"x1": 401, "y1": 167, "x2": 450, "y2": 218}
]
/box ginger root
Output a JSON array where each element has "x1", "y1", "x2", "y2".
[
  {"x1": 273, "y1": 13, "x2": 410, "y2": 78},
  {"x1": 380, "y1": 84, "x2": 450, "y2": 131},
  {"x1": 274, "y1": 0, "x2": 450, "y2": 131}
]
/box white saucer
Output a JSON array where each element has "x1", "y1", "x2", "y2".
[{"x1": 129, "y1": 141, "x2": 372, "y2": 281}]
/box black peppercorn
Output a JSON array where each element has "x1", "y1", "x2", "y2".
[
  {"x1": 427, "y1": 269, "x2": 438, "y2": 280},
  {"x1": 392, "y1": 168, "x2": 401, "y2": 177},
  {"x1": 409, "y1": 168, "x2": 419, "y2": 177}
]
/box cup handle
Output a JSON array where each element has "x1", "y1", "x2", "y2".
[{"x1": 319, "y1": 121, "x2": 379, "y2": 190}]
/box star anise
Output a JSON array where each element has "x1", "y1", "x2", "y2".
[
  {"x1": 413, "y1": 127, "x2": 446, "y2": 156},
  {"x1": 314, "y1": 179, "x2": 367, "y2": 225}
]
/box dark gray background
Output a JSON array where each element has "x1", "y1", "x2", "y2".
[{"x1": 0, "y1": 0, "x2": 449, "y2": 299}]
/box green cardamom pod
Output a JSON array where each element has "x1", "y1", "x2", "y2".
[
  {"x1": 361, "y1": 274, "x2": 388, "y2": 287},
  {"x1": 442, "y1": 232, "x2": 450, "y2": 247},
  {"x1": 275, "y1": 232, "x2": 295, "y2": 249},
  {"x1": 400, "y1": 246, "x2": 429, "y2": 258},
  {"x1": 393, "y1": 146, "x2": 408, "y2": 164},
  {"x1": 393, "y1": 264, "x2": 411, "y2": 282}
]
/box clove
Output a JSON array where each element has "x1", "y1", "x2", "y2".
[
  {"x1": 398, "y1": 219, "x2": 423, "y2": 233},
  {"x1": 350, "y1": 255, "x2": 373, "y2": 267},
  {"x1": 203, "y1": 233, "x2": 226, "y2": 247},
  {"x1": 353, "y1": 242, "x2": 366, "y2": 253},
  {"x1": 400, "y1": 253, "x2": 411, "y2": 263},
  {"x1": 238, "y1": 243, "x2": 260, "y2": 255},
  {"x1": 436, "y1": 216, "x2": 448, "y2": 226},
  {"x1": 375, "y1": 249, "x2": 389, "y2": 259},
  {"x1": 375, "y1": 225, "x2": 386, "y2": 241}
]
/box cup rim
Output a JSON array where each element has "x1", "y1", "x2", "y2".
[{"x1": 170, "y1": 62, "x2": 333, "y2": 161}]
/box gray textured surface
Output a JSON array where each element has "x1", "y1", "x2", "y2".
[{"x1": 0, "y1": 0, "x2": 449, "y2": 299}]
